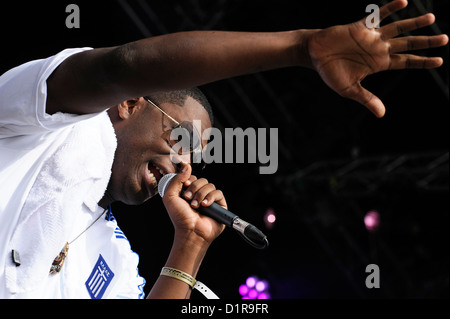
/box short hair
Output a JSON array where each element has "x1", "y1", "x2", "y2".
[{"x1": 146, "y1": 88, "x2": 214, "y2": 126}]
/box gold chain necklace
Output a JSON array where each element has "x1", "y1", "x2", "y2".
[{"x1": 49, "y1": 208, "x2": 108, "y2": 275}]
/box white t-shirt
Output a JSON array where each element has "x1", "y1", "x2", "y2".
[{"x1": 0, "y1": 48, "x2": 146, "y2": 298}]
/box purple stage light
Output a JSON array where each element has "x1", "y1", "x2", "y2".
[
  {"x1": 240, "y1": 276, "x2": 271, "y2": 299},
  {"x1": 257, "y1": 292, "x2": 270, "y2": 299},
  {"x1": 239, "y1": 284, "x2": 249, "y2": 296},
  {"x1": 248, "y1": 289, "x2": 258, "y2": 299}
]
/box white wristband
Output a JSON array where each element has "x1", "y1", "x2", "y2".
[{"x1": 193, "y1": 280, "x2": 219, "y2": 299}]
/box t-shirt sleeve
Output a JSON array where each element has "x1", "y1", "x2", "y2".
[{"x1": 0, "y1": 48, "x2": 97, "y2": 138}]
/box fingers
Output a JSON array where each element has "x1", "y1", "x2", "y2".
[
  {"x1": 380, "y1": 13, "x2": 435, "y2": 39},
  {"x1": 183, "y1": 178, "x2": 227, "y2": 210},
  {"x1": 378, "y1": 0, "x2": 408, "y2": 23},
  {"x1": 389, "y1": 34, "x2": 449, "y2": 53},
  {"x1": 389, "y1": 54, "x2": 444, "y2": 70},
  {"x1": 163, "y1": 162, "x2": 192, "y2": 198},
  {"x1": 341, "y1": 83, "x2": 386, "y2": 118}
]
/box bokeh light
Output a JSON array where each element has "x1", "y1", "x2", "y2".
[
  {"x1": 239, "y1": 276, "x2": 271, "y2": 299},
  {"x1": 364, "y1": 210, "x2": 381, "y2": 233},
  {"x1": 264, "y1": 208, "x2": 277, "y2": 230}
]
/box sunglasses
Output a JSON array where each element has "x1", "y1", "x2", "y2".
[{"x1": 143, "y1": 96, "x2": 207, "y2": 175}]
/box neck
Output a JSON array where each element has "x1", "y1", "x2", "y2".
[{"x1": 98, "y1": 190, "x2": 115, "y2": 209}]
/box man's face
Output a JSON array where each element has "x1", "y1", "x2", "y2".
[{"x1": 107, "y1": 96, "x2": 211, "y2": 205}]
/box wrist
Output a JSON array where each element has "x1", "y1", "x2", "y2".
[
  {"x1": 148, "y1": 232, "x2": 210, "y2": 299},
  {"x1": 173, "y1": 229, "x2": 213, "y2": 252},
  {"x1": 292, "y1": 29, "x2": 321, "y2": 69},
  {"x1": 163, "y1": 230, "x2": 211, "y2": 277}
]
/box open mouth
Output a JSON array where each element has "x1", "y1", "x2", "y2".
[{"x1": 147, "y1": 162, "x2": 165, "y2": 190}]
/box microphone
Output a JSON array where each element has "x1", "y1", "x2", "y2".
[{"x1": 158, "y1": 174, "x2": 269, "y2": 249}]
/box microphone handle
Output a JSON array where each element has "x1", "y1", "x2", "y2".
[{"x1": 181, "y1": 188, "x2": 268, "y2": 249}]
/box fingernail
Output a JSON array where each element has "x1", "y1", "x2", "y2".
[
  {"x1": 202, "y1": 199, "x2": 208, "y2": 206},
  {"x1": 184, "y1": 191, "x2": 192, "y2": 200},
  {"x1": 191, "y1": 200, "x2": 198, "y2": 208},
  {"x1": 182, "y1": 163, "x2": 188, "y2": 173}
]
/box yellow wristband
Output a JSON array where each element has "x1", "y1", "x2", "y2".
[{"x1": 160, "y1": 267, "x2": 197, "y2": 288}]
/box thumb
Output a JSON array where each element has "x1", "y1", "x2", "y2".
[
  {"x1": 345, "y1": 83, "x2": 386, "y2": 118},
  {"x1": 163, "y1": 162, "x2": 192, "y2": 199}
]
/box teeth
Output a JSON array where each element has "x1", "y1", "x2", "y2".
[
  {"x1": 149, "y1": 163, "x2": 165, "y2": 176},
  {"x1": 148, "y1": 170, "x2": 157, "y2": 187}
]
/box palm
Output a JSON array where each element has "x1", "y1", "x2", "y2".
[{"x1": 307, "y1": 0, "x2": 447, "y2": 117}]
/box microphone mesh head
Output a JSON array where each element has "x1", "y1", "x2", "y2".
[{"x1": 158, "y1": 173, "x2": 177, "y2": 197}]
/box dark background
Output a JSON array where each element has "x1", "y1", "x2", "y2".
[{"x1": 2, "y1": 0, "x2": 448, "y2": 299}]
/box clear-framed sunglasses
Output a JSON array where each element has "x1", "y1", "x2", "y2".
[{"x1": 144, "y1": 96, "x2": 206, "y2": 174}]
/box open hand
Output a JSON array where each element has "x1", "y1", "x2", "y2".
[{"x1": 307, "y1": 0, "x2": 448, "y2": 117}]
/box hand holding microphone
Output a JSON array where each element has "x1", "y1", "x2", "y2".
[
  {"x1": 157, "y1": 163, "x2": 226, "y2": 247},
  {"x1": 159, "y1": 163, "x2": 268, "y2": 250}
]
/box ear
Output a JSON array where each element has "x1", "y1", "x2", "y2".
[{"x1": 118, "y1": 98, "x2": 140, "y2": 120}]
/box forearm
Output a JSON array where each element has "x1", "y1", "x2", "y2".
[
  {"x1": 122, "y1": 30, "x2": 316, "y2": 95},
  {"x1": 147, "y1": 231, "x2": 210, "y2": 299},
  {"x1": 47, "y1": 29, "x2": 318, "y2": 115}
]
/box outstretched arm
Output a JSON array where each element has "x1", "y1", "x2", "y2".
[
  {"x1": 46, "y1": 0, "x2": 447, "y2": 117},
  {"x1": 46, "y1": 30, "x2": 311, "y2": 115}
]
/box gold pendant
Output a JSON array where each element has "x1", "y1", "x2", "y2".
[{"x1": 49, "y1": 242, "x2": 69, "y2": 275}]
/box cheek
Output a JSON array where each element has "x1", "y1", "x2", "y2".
[
  {"x1": 119, "y1": 133, "x2": 149, "y2": 158},
  {"x1": 111, "y1": 139, "x2": 142, "y2": 181}
]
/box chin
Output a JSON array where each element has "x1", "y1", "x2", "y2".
[
  {"x1": 111, "y1": 180, "x2": 156, "y2": 206},
  {"x1": 125, "y1": 189, "x2": 158, "y2": 206}
]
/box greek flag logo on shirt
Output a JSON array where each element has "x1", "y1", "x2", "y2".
[{"x1": 85, "y1": 254, "x2": 114, "y2": 299}]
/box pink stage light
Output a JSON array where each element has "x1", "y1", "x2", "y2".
[
  {"x1": 264, "y1": 208, "x2": 277, "y2": 229},
  {"x1": 255, "y1": 280, "x2": 267, "y2": 292},
  {"x1": 246, "y1": 276, "x2": 256, "y2": 288},
  {"x1": 364, "y1": 210, "x2": 380, "y2": 233}
]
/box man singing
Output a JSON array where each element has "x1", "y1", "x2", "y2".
[{"x1": 0, "y1": 0, "x2": 447, "y2": 298}]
